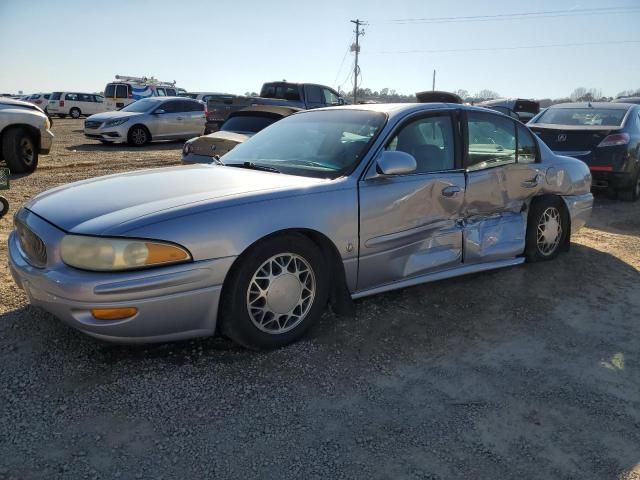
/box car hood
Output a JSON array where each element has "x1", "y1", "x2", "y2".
[
  {"x1": 86, "y1": 111, "x2": 144, "y2": 122},
  {"x1": 26, "y1": 165, "x2": 325, "y2": 234}
]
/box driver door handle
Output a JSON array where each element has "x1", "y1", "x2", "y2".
[
  {"x1": 441, "y1": 185, "x2": 461, "y2": 197},
  {"x1": 176, "y1": 116, "x2": 184, "y2": 121}
]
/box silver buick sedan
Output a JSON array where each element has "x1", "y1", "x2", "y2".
[{"x1": 9, "y1": 103, "x2": 593, "y2": 349}]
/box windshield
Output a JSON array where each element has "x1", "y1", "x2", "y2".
[
  {"x1": 221, "y1": 110, "x2": 386, "y2": 179},
  {"x1": 121, "y1": 98, "x2": 158, "y2": 113},
  {"x1": 221, "y1": 115, "x2": 278, "y2": 133},
  {"x1": 535, "y1": 108, "x2": 627, "y2": 127}
]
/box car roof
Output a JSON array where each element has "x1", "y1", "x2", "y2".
[
  {"x1": 548, "y1": 102, "x2": 634, "y2": 110},
  {"x1": 313, "y1": 102, "x2": 508, "y2": 119},
  {"x1": 612, "y1": 97, "x2": 640, "y2": 104}
]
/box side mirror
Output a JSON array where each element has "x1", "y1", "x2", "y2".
[
  {"x1": 154, "y1": 109, "x2": 165, "y2": 115},
  {"x1": 376, "y1": 150, "x2": 417, "y2": 176}
]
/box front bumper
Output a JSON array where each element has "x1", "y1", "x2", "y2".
[
  {"x1": 562, "y1": 192, "x2": 593, "y2": 233},
  {"x1": 8, "y1": 211, "x2": 236, "y2": 344},
  {"x1": 84, "y1": 123, "x2": 129, "y2": 143},
  {"x1": 40, "y1": 128, "x2": 54, "y2": 155}
]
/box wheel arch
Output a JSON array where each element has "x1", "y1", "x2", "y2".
[
  {"x1": 0, "y1": 124, "x2": 41, "y2": 160},
  {"x1": 218, "y1": 227, "x2": 352, "y2": 328}
]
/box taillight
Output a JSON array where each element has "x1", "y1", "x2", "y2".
[
  {"x1": 59, "y1": 100, "x2": 64, "y2": 107},
  {"x1": 128, "y1": 91, "x2": 133, "y2": 99},
  {"x1": 597, "y1": 133, "x2": 630, "y2": 147}
]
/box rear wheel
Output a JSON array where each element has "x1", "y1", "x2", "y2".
[
  {"x1": 1, "y1": 127, "x2": 38, "y2": 173},
  {"x1": 525, "y1": 197, "x2": 568, "y2": 262},
  {"x1": 69, "y1": 108, "x2": 81, "y2": 119},
  {"x1": 619, "y1": 171, "x2": 640, "y2": 202},
  {"x1": 127, "y1": 125, "x2": 150, "y2": 146},
  {"x1": 219, "y1": 234, "x2": 329, "y2": 349}
]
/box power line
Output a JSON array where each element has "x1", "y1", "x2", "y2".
[
  {"x1": 364, "y1": 39, "x2": 640, "y2": 55},
  {"x1": 381, "y1": 6, "x2": 640, "y2": 24}
]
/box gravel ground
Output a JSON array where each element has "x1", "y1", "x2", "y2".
[{"x1": 1, "y1": 119, "x2": 639, "y2": 480}]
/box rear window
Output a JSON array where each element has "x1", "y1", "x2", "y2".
[
  {"x1": 260, "y1": 84, "x2": 301, "y2": 101},
  {"x1": 51, "y1": 92, "x2": 62, "y2": 100},
  {"x1": 183, "y1": 93, "x2": 198, "y2": 99},
  {"x1": 221, "y1": 115, "x2": 278, "y2": 133},
  {"x1": 536, "y1": 108, "x2": 627, "y2": 127},
  {"x1": 104, "y1": 84, "x2": 116, "y2": 97}
]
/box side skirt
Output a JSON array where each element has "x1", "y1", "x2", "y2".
[{"x1": 351, "y1": 257, "x2": 524, "y2": 300}]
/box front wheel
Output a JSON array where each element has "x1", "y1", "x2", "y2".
[
  {"x1": 69, "y1": 108, "x2": 81, "y2": 119},
  {"x1": 219, "y1": 234, "x2": 329, "y2": 349},
  {"x1": 525, "y1": 197, "x2": 568, "y2": 262},
  {"x1": 127, "y1": 125, "x2": 150, "y2": 146},
  {"x1": 1, "y1": 127, "x2": 38, "y2": 173}
]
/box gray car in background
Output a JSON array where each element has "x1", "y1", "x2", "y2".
[
  {"x1": 83, "y1": 97, "x2": 205, "y2": 146},
  {"x1": 9, "y1": 104, "x2": 592, "y2": 349}
]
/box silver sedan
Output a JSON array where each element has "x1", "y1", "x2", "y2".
[
  {"x1": 9, "y1": 103, "x2": 593, "y2": 349},
  {"x1": 83, "y1": 97, "x2": 205, "y2": 146}
]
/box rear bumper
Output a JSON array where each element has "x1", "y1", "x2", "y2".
[
  {"x1": 589, "y1": 170, "x2": 635, "y2": 191},
  {"x1": 562, "y1": 192, "x2": 593, "y2": 233}
]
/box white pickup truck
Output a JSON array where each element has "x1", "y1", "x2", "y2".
[{"x1": 0, "y1": 98, "x2": 54, "y2": 173}]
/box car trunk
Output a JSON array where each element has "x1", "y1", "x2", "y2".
[{"x1": 529, "y1": 126, "x2": 613, "y2": 151}]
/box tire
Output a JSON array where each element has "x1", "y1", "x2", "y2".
[
  {"x1": 127, "y1": 125, "x2": 150, "y2": 146},
  {"x1": 1, "y1": 127, "x2": 38, "y2": 173},
  {"x1": 525, "y1": 196, "x2": 569, "y2": 262},
  {"x1": 0, "y1": 196, "x2": 8, "y2": 219},
  {"x1": 219, "y1": 234, "x2": 329, "y2": 350},
  {"x1": 69, "y1": 108, "x2": 81, "y2": 119},
  {"x1": 619, "y1": 171, "x2": 640, "y2": 202}
]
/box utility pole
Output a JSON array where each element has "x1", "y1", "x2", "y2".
[{"x1": 350, "y1": 19, "x2": 366, "y2": 104}]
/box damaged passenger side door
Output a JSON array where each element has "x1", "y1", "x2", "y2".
[{"x1": 462, "y1": 111, "x2": 543, "y2": 263}]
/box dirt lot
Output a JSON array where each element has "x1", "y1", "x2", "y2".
[{"x1": 1, "y1": 119, "x2": 639, "y2": 479}]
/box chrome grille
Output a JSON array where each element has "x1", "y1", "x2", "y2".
[
  {"x1": 15, "y1": 219, "x2": 47, "y2": 268},
  {"x1": 84, "y1": 120, "x2": 101, "y2": 129}
]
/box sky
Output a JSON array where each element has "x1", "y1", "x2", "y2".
[{"x1": 0, "y1": 0, "x2": 639, "y2": 99}]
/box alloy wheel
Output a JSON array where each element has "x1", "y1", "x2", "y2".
[
  {"x1": 246, "y1": 253, "x2": 316, "y2": 334},
  {"x1": 536, "y1": 207, "x2": 562, "y2": 256},
  {"x1": 131, "y1": 128, "x2": 147, "y2": 145},
  {"x1": 20, "y1": 137, "x2": 35, "y2": 166}
]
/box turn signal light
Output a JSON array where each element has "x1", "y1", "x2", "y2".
[{"x1": 91, "y1": 307, "x2": 138, "y2": 321}]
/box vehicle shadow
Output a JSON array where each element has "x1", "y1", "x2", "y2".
[{"x1": 587, "y1": 191, "x2": 640, "y2": 235}]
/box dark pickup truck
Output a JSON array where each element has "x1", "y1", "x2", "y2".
[{"x1": 205, "y1": 82, "x2": 344, "y2": 132}]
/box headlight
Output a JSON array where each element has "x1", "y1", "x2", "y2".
[
  {"x1": 183, "y1": 139, "x2": 194, "y2": 155},
  {"x1": 60, "y1": 235, "x2": 191, "y2": 271},
  {"x1": 105, "y1": 118, "x2": 130, "y2": 127}
]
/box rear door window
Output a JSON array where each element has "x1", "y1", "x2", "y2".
[
  {"x1": 115, "y1": 85, "x2": 128, "y2": 99},
  {"x1": 305, "y1": 85, "x2": 323, "y2": 104},
  {"x1": 65, "y1": 93, "x2": 79, "y2": 101},
  {"x1": 79, "y1": 94, "x2": 93, "y2": 102},
  {"x1": 467, "y1": 111, "x2": 516, "y2": 170},
  {"x1": 94, "y1": 95, "x2": 104, "y2": 103},
  {"x1": 161, "y1": 100, "x2": 181, "y2": 113}
]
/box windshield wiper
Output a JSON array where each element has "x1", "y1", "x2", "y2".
[{"x1": 226, "y1": 162, "x2": 280, "y2": 173}]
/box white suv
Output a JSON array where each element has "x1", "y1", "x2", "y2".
[
  {"x1": 0, "y1": 98, "x2": 54, "y2": 173},
  {"x1": 48, "y1": 92, "x2": 106, "y2": 119}
]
